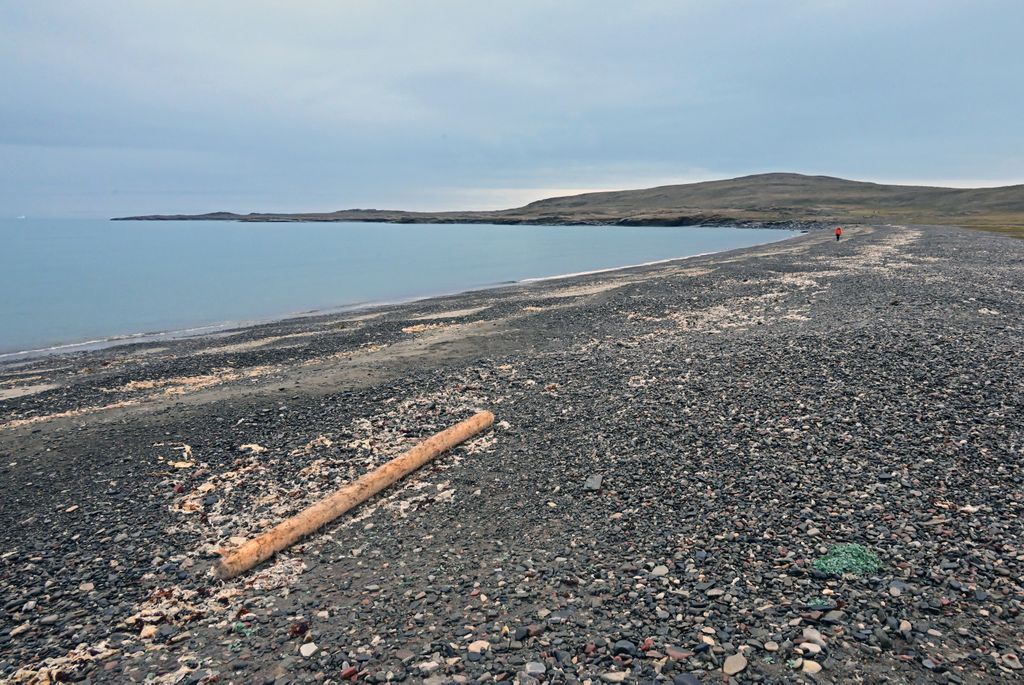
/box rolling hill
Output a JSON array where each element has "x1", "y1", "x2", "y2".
[{"x1": 116, "y1": 173, "x2": 1024, "y2": 234}]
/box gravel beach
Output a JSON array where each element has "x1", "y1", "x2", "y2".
[{"x1": 0, "y1": 224, "x2": 1021, "y2": 684}]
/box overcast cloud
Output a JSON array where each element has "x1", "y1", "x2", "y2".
[{"x1": 1, "y1": 1, "x2": 1021, "y2": 217}]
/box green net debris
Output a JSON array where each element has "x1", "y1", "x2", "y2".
[{"x1": 813, "y1": 544, "x2": 882, "y2": 576}]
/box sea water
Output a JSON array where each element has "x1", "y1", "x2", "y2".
[{"x1": 0, "y1": 219, "x2": 799, "y2": 355}]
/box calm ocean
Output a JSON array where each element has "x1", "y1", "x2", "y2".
[{"x1": 0, "y1": 219, "x2": 798, "y2": 355}]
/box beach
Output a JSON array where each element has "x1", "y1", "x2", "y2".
[{"x1": 1, "y1": 224, "x2": 1022, "y2": 683}]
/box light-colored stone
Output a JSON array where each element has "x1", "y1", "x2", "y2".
[
  {"x1": 723, "y1": 653, "x2": 747, "y2": 675},
  {"x1": 802, "y1": 660, "x2": 822, "y2": 674},
  {"x1": 139, "y1": 624, "x2": 157, "y2": 639},
  {"x1": 524, "y1": 661, "x2": 546, "y2": 676},
  {"x1": 651, "y1": 565, "x2": 669, "y2": 577},
  {"x1": 802, "y1": 642, "x2": 822, "y2": 655},
  {"x1": 300, "y1": 642, "x2": 318, "y2": 658},
  {"x1": 802, "y1": 627, "x2": 825, "y2": 646},
  {"x1": 601, "y1": 673, "x2": 628, "y2": 683},
  {"x1": 764, "y1": 641, "x2": 779, "y2": 652},
  {"x1": 416, "y1": 661, "x2": 440, "y2": 674},
  {"x1": 468, "y1": 639, "x2": 490, "y2": 654}
]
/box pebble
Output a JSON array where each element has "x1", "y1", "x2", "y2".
[
  {"x1": 524, "y1": 661, "x2": 546, "y2": 676},
  {"x1": 417, "y1": 661, "x2": 440, "y2": 674},
  {"x1": 612, "y1": 639, "x2": 637, "y2": 657},
  {"x1": 673, "y1": 676, "x2": 702, "y2": 685},
  {"x1": 723, "y1": 653, "x2": 747, "y2": 675},
  {"x1": 666, "y1": 645, "x2": 692, "y2": 660},
  {"x1": 1001, "y1": 653, "x2": 1021, "y2": 670},
  {"x1": 299, "y1": 642, "x2": 318, "y2": 658},
  {"x1": 802, "y1": 627, "x2": 825, "y2": 646},
  {"x1": 467, "y1": 639, "x2": 490, "y2": 654},
  {"x1": 802, "y1": 660, "x2": 822, "y2": 674}
]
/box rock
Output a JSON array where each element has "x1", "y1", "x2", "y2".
[
  {"x1": 139, "y1": 625, "x2": 157, "y2": 639},
  {"x1": 802, "y1": 627, "x2": 825, "y2": 646},
  {"x1": 79, "y1": 582, "x2": 94, "y2": 592},
  {"x1": 802, "y1": 642, "x2": 822, "y2": 655},
  {"x1": 666, "y1": 645, "x2": 692, "y2": 660},
  {"x1": 39, "y1": 614, "x2": 59, "y2": 626},
  {"x1": 467, "y1": 639, "x2": 490, "y2": 654},
  {"x1": 584, "y1": 474, "x2": 603, "y2": 491},
  {"x1": 417, "y1": 661, "x2": 440, "y2": 674},
  {"x1": 524, "y1": 661, "x2": 546, "y2": 676},
  {"x1": 722, "y1": 653, "x2": 747, "y2": 675},
  {"x1": 601, "y1": 673, "x2": 628, "y2": 683},
  {"x1": 299, "y1": 642, "x2": 318, "y2": 658},
  {"x1": 802, "y1": 660, "x2": 822, "y2": 674},
  {"x1": 1001, "y1": 653, "x2": 1022, "y2": 670},
  {"x1": 764, "y1": 641, "x2": 779, "y2": 652},
  {"x1": 612, "y1": 639, "x2": 637, "y2": 656},
  {"x1": 650, "y1": 564, "x2": 669, "y2": 577},
  {"x1": 673, "y1": 676, "x2": 702, "y2": 685}
]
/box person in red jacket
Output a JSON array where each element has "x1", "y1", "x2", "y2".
[{"x1": 835, "y1": 226, "x2": 843, "y2": 241}]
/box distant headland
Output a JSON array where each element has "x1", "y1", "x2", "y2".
[{"x1": 114, "y1": 172, "x2": 1024, "y2": 234}]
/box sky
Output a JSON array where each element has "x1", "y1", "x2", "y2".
[{"x1": 1, "y1": 1, "x2": 1022, "y2": 217}]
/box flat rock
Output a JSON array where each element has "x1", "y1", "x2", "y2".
[{"x1": 723, "y1": 653, "x2": 747, "y2": 675}]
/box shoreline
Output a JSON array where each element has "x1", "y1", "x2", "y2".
[
  {"x1": 2, "y1": 224, "x2": 1022, "y2": 683},
  {"x1": 0, "y1": 229, "x2": 802, "y2": 362}
]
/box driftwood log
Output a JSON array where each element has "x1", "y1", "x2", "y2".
[{"x1": 215, "y1": 410, "x2": 495, "y2": 580}]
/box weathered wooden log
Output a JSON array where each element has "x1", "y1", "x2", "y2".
[{"x1": 215, "y1": 410, "x2": 495, "y2": 580}]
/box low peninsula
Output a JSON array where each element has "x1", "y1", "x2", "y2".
[{"x1": 115, "y1": 172, "x2": 1024, "y2": 237}]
